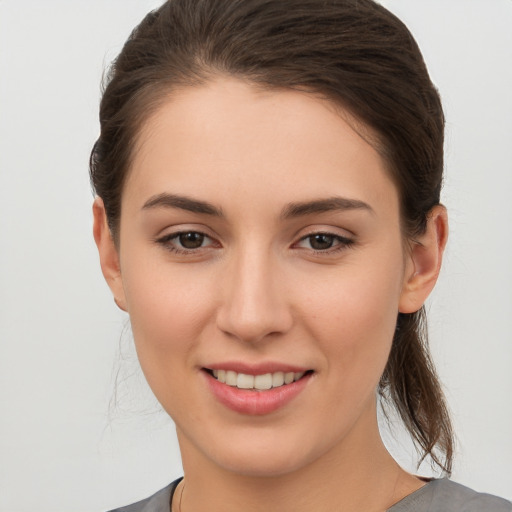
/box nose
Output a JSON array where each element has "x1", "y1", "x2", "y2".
[{"x1": 216, "y1": 248, "x2": 293, "y2": 344}]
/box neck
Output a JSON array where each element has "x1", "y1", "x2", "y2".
[{"x1": 176, "y1": 406, "x2": 424, "y2": 512}]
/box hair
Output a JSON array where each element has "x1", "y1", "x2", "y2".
[{"x1": 90, "y1": 0, "x2": 453, "y2": 473}]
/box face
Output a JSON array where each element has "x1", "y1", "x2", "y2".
[{"x1": 106, "y1": 77, "x2": 416, "y2": 477}]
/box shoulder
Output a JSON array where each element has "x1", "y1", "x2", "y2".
[
  {"x1": 106, "y1": 478, "x2": 181, "y2": 512},
  {"x1": 430, "y1": 479, "x2": 512, "y2": 512},
  {"x1": 390, "y1": 478, "x2": 511, "y2": 512}
]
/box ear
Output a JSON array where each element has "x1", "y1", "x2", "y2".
[
  {"x1": 92, "y1": 197, "x2": 127, "y2": 312},
  {"x1": 399, "y1": 205, "x2": 448, "y2": 314}
]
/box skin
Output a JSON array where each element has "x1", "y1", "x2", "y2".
[{"x1": 94, "y1": 77, "x2": 448, "y2": 512}]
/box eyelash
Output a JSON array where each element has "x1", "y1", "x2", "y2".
[
  {"x1": 155, "y1": 230, "x2": 215, "y2": 255},
  {"x1": 155, "y1": 231, "x2": 355, "y2": 255},
  {"x1": 295, "y1": 232, "x2": 355, "y2": 254}
]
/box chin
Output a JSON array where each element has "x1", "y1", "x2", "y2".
[
  {"x1": 215, "y1": 452, "x2": 312, "y2": 478},
  {"x1": 198, "y1": 431, "x2": 326, "y2": 478}
]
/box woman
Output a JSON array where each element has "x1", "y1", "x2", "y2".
[{"x1": 90, "y1": 0, "x2": 511, "y2": 510}]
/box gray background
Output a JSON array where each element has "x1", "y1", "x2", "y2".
[{"x1": 0, "y1": 1, "x2": 511, "y2": 510}]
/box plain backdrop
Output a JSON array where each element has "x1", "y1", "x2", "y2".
[{"x1": 0, "y1": 1, "x2": 511, "y2": 510}]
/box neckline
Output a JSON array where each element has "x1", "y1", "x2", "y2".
[
  {"x1": 169, "y1": 477, "x2": 184, "y2": 511},
  {"x1": 167, "y1": 476, "x2": 442, "y2": 512},
  {"x1": 387, "y1": 477, "x2": 441, "y2": 511}
]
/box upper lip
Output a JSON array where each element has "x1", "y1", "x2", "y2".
[{"x1": 203, "y1": 361, "x2": 312, "y2": 375}]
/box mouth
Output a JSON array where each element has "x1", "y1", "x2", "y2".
[
  {"x1": 204, "y1": 368, "x2": 314, "y2": 391},
  {"x1": 203, "y1": 366, "x2": 314, "y2": 415}
]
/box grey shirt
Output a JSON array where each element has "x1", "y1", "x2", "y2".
[{"x1": 108, "y1": 477, "x2": 512, "y2": 512}]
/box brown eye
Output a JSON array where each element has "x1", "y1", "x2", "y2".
[
  {"x1": 295, "y1": 232, "x2": 354, "y2": 253},
  {"x1": 156, "y1": 230, "x2": 218, "y2": 254},
  {"x1": 178, "y1": 232, "x2": 205, "y2": 249},
  {"x1": 309, "y1": 234, "x2": 335, "y2": 250}
]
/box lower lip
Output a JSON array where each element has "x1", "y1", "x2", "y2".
[{"x1": 204, "y1": 371, "x2": 312, "y2": 415}]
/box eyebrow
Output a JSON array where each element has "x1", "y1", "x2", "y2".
[
  {"x1": 280, "y1": 196, "x2": 374, "y2": 219},
  {"x1": 142, "y1": 193, "x2": 224, "y2": 217},
  {"x1": 142, "y1": 193, "x2": 373, "y2": 219}
]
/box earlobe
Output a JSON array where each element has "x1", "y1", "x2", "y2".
[
  {"x1": 399, "y1": 205, "x2": 448, "y2": 314},
  {"x1": 92, "y1": 197, "x2": 128, "y2": 312}
]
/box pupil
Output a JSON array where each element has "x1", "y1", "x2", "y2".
[
  {"x1": 179, "y1": 232, "x2": 204, "y2": 249},
  {"x1": 311, "y1": 234, "x2": 333, "y2": 250}
]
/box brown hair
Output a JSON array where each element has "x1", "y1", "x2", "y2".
[{"x1": 90, "y1": 0, "x2": 453, "y2": 473}]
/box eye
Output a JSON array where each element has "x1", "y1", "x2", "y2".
[
  {"x1": 177, "y1": 231, "x2": 206, "y2": 249},
  {"x1": 295, "y1": 232, "x2": 354, "y2": 252},
  {"x1": 156, "y1": 230, "x2": 216, "y2": 253}
]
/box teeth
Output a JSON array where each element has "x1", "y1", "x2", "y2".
[
  {"x1": 237, "y1": 373, "x2": 254, "y2": 389},
  {"x1": 210, "y1": 369, "x2": 307, "y2": 390},
  {"x1": 226, "y1": 370, "x2": 237, "y2": 386},
  {"x1": 254, "y1": 373, "x2": 273, "y2": 390},
  {"x1": 272, "y1": 371, "x2": 284, "y2": 387}
]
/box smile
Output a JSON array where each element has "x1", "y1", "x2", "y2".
[
  {"x1": 208, "y1": 369, "x2": 307, "y2": 390},
  {"x1": 204, "y1": 367, "x2": 314, "y2": 415}
]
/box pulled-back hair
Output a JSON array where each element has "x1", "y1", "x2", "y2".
[{"x1": 90, "y1": 0, "x2": 453, "y2": 473}]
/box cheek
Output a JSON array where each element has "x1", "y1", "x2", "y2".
[
  {"x1": 120, "y1": 252, "x2": 217, "y2": 378},
  {"x1": 297, "y1": 251, "x2": 403, "y2": 388}
]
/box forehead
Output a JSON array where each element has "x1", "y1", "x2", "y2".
[{"x1": 124, "y1": 77, "x2": 399, "y2": 218}]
